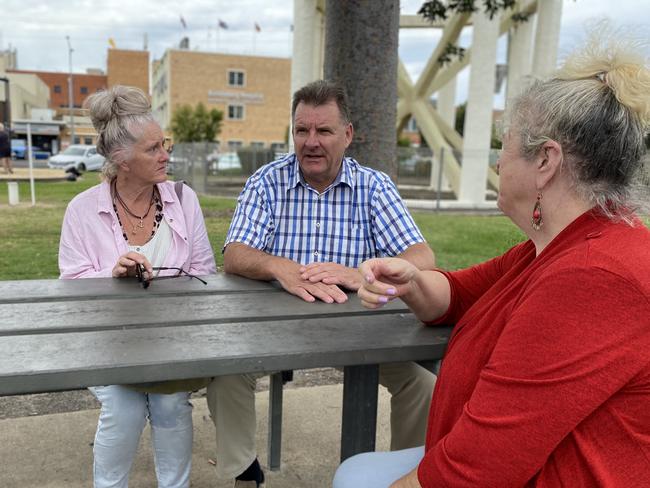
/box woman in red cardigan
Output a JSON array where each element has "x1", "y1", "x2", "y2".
[{"x1": 334, "y1": 32, "x2": 650, "y2": 488}]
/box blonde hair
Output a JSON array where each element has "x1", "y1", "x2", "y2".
[
  {"x1": 84, "y1": 85, "x2": 155, "y2": 180},
  {"x1": 505, "y1": 23, "x2": 650, "y2": 221}
]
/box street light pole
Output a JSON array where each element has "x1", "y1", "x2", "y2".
[
  {"x1": 0, "y1": 76, "x2": 10, "y2": 127},
  {"x1": 66, "y1": 35, "x2": 75, "y2": 145}
]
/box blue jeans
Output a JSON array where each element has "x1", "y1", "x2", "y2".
[
  {"x1": 90, "y1": 385, "x2": 193, "y2": 488},
  {"x1": 333, "y1": 446, "x2": 424, "y2": 488}
]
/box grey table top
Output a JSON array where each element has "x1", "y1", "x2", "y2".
[{"x1": 0, "y1": 274, "x2": 451, "y2": 396}]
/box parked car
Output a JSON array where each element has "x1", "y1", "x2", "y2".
[
  {"x1": 168, "y1": 150, "x2": 196, "y2": 176},
  {"x1": 214, "y1": 152, "x2": 242, "y2": 171},
  {"x1": 47, "y1": 145, "x2": 105, "y2": 172},
  {"x1": 11, "y1": 139, "x2": 51, "y2": 160}
]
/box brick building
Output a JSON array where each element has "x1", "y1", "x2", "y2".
[
  {"x1": 107, "y1": 49, "x2": 149, "y2": 95},
  {"x1": 7, "y1": 49, "x2": 149, "y2": 145},
  {"x1": 152, "y1": 50, "x2": 291, "y2": 150},
  {"x1": 9, "y1": 49, "x2": 149, "y2": 111},
  {"x1": 6, "y1": 70, "x2": 107, "y2": 110}
]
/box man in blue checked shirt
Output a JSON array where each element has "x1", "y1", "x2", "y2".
[{"x1": 207, "y1": 80, "x2": 437, "y2": 488}]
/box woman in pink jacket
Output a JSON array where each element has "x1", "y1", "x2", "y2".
[{"x1": 59, "y1": 85, "x2": 216, "y2": 488}]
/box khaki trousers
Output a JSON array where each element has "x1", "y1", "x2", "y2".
[{"x1": 206, "y1": 362, "x2": 435, "y2": 479}]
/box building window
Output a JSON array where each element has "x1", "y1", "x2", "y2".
[
  {"x1": 73, "y1": 137, "x2": 81, "y2": 144},
  {"x1": 227, "y1": 104, "x2": 244, "y2": 120},
  {"x1": 54, "y1": 85, "x2": 62, "y2": 94},
  {"x1": 251, "y1": 141, "x2": 265, "y2": 149},
  {"x1": 228, "y1": 70, "x2": 245, "y2": 87},
  {"x1": 271, "y1": 142, "x2": 287, "y2": 153},
  {"x1": 228, "y1": 140, "x2": 244, "y2": 150},
  {"x1": 84, "y1": 137, "x2": 92, "y2": 145},
  {"x1": 80, "y1": 86, "x2": 88, "y2": 95}
]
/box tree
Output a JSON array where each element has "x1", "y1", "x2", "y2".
[
  {"x1": 321, "y1": 1, "x2": 520, "y2": 180},
  {"x1": 170, "y1": 102, "x2": 223, "y2": 143},
  {"x1": 419, "y1": 0, "x2": 528, "y2": 65},
  {"x1": 324, "y1": 0, "x2": 400, "y2": 180},
  {"x1": 455, "y1": 103, "x2": 501, "y2": 149},
  {"x1": 455, "y1": 103, "x2": 467, "y2": 136}
]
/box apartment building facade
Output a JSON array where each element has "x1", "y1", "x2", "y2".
[{"x1": 152, "y1": 49, "x2": 291, "y2": 150}]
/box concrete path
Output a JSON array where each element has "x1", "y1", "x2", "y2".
[
  {"x1": 0, "y1": 384, "x2": 392, "y2": 488},
  {"x1": 0, "y1": 167, "x2": 68, "y2": 181}
]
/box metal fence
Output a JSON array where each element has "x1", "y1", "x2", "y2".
[
  {"x1": 169, "y1": 143, "x2": 287, "y2": 196},
  {"x1": 170, "y1": 143, "x2": 512, "y2": 202}
]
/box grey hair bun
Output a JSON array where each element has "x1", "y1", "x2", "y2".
[{"x1": 83, "y1": 85, "x2": 154, "y2": 178}]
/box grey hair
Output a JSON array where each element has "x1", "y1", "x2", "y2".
[
  {"x1": 83, "y1": 85, "x2": 155, "y2": 180},
  {"x1": 504, "y1": 25, "x2": 650, "y2": 222},
  {"x1": 291, "y1": 80, "x2": 352, "y2": 124}
]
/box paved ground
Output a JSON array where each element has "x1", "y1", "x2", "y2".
[
  {"x1": 0, "y1": 368, "x2": 343, "y2": 420},
  {"x1": 0, "y1": 370, "x2": 393, "y2": 488},
  {"x1": 0, "y1": 167, "x2": 68, "y2": 182}
]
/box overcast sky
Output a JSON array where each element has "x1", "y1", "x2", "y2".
[{"x1": 2, "y1": 0, "x2": 648, "y2": 106}]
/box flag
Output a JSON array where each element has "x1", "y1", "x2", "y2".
[
  {"x1": 254, "y1": 22, "x2": 261, "y2": 33},
  {"x1": 180, "y1": 15, "x2": 187, "y2": 29},
  {"x1": 108, "y1": 38, "x2": 116, "y2": 49},
  {"x1": 218, "y1": 19, "x2": 228, "y2": 29}
]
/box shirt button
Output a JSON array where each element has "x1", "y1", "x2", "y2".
[
  {"x1": 170, "y1": 218, "x2": 174, "y2": 222},
  {"x1": 313, "y1": 250, "x2": 319, "y2": 256},
  {"x1": 315, "y1": 222, "x2": 320, "y2": 228}
]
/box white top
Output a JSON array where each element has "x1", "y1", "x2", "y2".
[{"x1": 129, "y1": 219, "x2": 172, "y2": 275}]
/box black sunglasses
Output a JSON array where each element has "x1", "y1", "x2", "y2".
[{"x1": 136, "y1": 264, "x2": 208, "y2": 289}]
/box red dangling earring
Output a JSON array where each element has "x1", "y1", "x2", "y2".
[{"x1": 531, "y1": 192, "x2": 543, "y2": 231}]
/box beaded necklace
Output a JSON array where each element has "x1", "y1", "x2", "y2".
[
  {"x1": 111, "y1": 179, "x2": 164, "y2": 242},
  {"x1": 114, "y1": 183, "x2": 155, "y2": 234}
]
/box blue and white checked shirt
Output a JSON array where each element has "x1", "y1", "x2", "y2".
[{"x1": 225, "y1": 154, "x2": 425, "y2": 268}]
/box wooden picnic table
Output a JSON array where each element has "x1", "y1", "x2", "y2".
[{"x1": 0, "y1": 274, "x2": 451, "y2": 466}]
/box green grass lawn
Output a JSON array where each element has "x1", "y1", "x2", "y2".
[{"x1": 1, "y1": 175, "x2": 528, "y2": 280}]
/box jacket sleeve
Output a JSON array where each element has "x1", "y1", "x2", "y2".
[
  {"x1": 417, "y1": 267, "x2": 650, "y2": 487},
  {"x1": 183, "y1": 187, "x2": 216, "y2": 275},
  {"x1": 58, "y1": 202, "x2": 114, "y2": 279}
]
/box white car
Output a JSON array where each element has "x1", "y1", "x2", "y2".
[
  {"x1": 217, "y1": 152, "x2": 241, "y2": 170},
  {"x1": 47, "y1": 145, "x2": 106, "y2": 173},
  {"x1": 207, "y1": 151, "x2": 241, "y2": 171}
]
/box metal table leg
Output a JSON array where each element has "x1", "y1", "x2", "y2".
[{"x1": 340, "y1": 364, "x2": 379, "y2": 462}]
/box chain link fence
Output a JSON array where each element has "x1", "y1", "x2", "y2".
[{"x1": 169, "y1": 143, "x2": 499, "y2": 201}]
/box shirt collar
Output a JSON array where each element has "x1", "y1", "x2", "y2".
[{"x1": 288, "y1": 154, "x2": 355, "y2": 193}]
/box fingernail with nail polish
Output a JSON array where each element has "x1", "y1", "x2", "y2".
[
  {"x1": 378, "y1": 296, "x2": 388, "y2": 303},
  {"x1": 386, "y1": 288, "x2": 397, "y2": 295}
]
